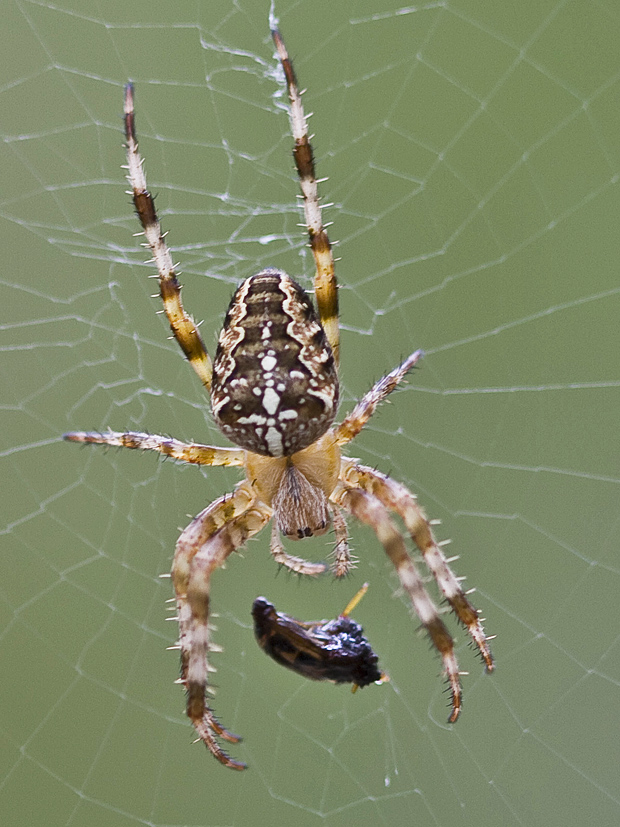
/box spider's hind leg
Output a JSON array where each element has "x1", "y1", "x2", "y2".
[
  {"x1": 123, "y1": 82, "x2": 213, "y2": 393},
  {"x1": 271, "y1": 27, "x2": 339, "y2": 365}
]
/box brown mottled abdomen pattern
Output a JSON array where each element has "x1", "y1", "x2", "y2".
[{"x1": 211, "y1": 269, "x2": 339, "y2": 457}]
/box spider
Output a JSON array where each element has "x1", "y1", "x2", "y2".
[
  {"x1": 253, "y1": 583, "x2": 387, "y2": 689},
  {"x1": 64, "y1": 28, "x2": 494, "y2": 771}
]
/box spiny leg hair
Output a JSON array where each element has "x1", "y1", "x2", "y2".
[
  {"x1": 172, "y1": 481, "x2": 271, "y2": 770},
  {"x1": 336, "y1": 349, "x2": 423, "y2": 446},
  {"x1": 124, "y1": 83, "x2": 213, "y2": 392},
  {"x1": 331, "y1": 503, "x2": 356, "y2": 577},
  {"x1": 63, "y1": 430, "x2": 244, "y2": 467},
  {"x1": 343, "y1": 462, "x2": 495, "y2": 673},
  {"x1": 271, "y1": 28, "x2": 339, "y2": 365},
  {"x1": 332, "y1": 482, "x2": 464, "y2": 722}
]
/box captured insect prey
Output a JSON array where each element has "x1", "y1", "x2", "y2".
[
  {"x1": 253, "y1": 584, "x2": 387, "y2": 689},
  {"x1": 63, "y1": 26, "x2": 494, "y2": 771}
]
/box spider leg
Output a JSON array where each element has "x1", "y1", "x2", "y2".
[
  {"x1": 269, "y1": 522, "x2": 326, "y2": 576},
  {"x1": 330, "y1": 503, "x2": 356, "y2": 577},
  {"x1": 332, "y1": 481, "x2": 464, "y2": 722},
  {"x1": 342, "y1": 462, "x2": 494, "y2": 672},
  {"x1": 124, "y1": 83, "x2": 213, "y2": 392},
  {"x1": 271, "y1": 28, "x2": 339, "y2": 366},
  {"x1": 335, "y1": 350, "x2": 423, "y2": 445},
  {"x1": 63, "y1": 430, "x2": 244, "y2": 467},
  {"x1": 172, "y1": 481, "x2": 270, "y2": 770}
]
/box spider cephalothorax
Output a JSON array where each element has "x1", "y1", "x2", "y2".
[{"x1": 64, "y1": 27, "x2": 494, "y2": 771}]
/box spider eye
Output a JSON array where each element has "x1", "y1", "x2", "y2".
[
  {"x1": 294, "y1": 522, "x2": 327, "y2": 540},
  {"x1": 211, "y1": 269, "x2": 338, "y2": 457}
]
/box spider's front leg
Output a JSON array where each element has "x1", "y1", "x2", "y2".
[
  {"x1": 332, "y1": 480, "x2": 465, "y2": 722},
  {"x1": 172, "y1": 481, "x2": 270, "y2": 770},
  {"x1": 331, "y1": 504, "x2": 356, "y2": 577},
  {"x1": 343, "y1": 462, "x2": 495, "y2": 673}
]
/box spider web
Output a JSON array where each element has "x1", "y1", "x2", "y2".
[{"x1": 2, "y1": 0, "x2": 620, "y2": 825}]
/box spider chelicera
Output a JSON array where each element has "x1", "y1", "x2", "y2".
[{"x1": 64, "y1": 28, "x2": 494, "y2": 771}]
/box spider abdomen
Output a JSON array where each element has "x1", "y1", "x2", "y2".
[{"x1": 212, "y1": 269, "x2": 338, "y2": 457}]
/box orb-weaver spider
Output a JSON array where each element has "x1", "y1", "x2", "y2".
[{"x1": 64, "y1": 28, "x2": 494, "y2": 770}]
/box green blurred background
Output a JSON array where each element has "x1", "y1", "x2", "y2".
[{"x1": 2, "y1": 1, "x2": 620, "y2": 825}]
